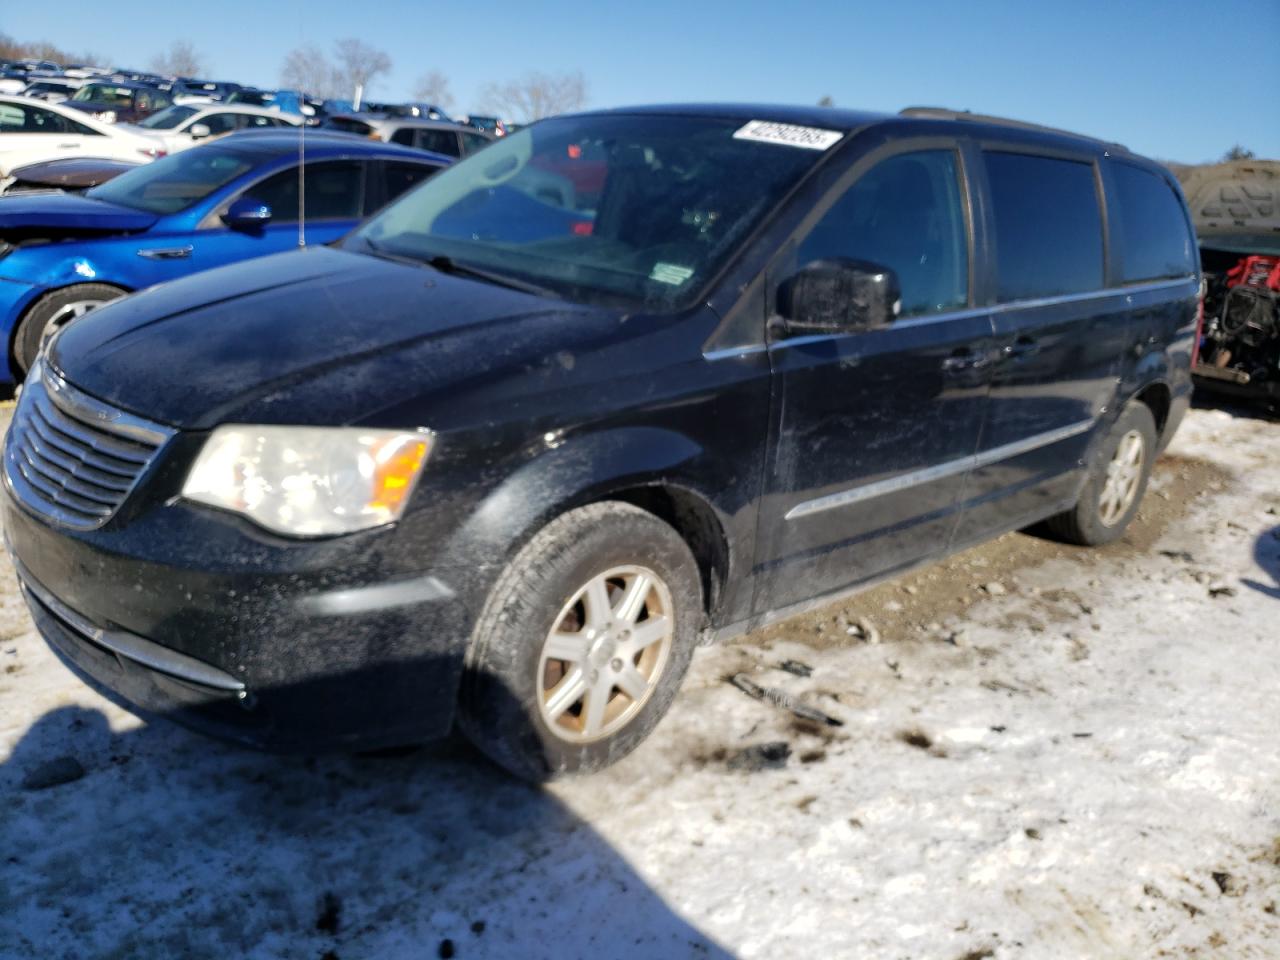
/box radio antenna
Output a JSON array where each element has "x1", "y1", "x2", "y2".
[{"x1": 297, "y1": 104, "x2": 306, "y2": 247}]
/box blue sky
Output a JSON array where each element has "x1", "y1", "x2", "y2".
[{"x1": 6, "y1": 0, "x2": 1278, "y2": 163}]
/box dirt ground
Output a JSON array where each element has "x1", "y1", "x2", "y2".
[{"x1": 1, "y1": 399, "x2": 1278, "y2": 960}]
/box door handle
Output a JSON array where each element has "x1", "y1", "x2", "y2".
[
  {"x1": 136, "y1": 245, "x2": 193, "y2": 260},
  {"x1": 941, "y1": 347, "x2": 992, "y2": 372},
  {"x1": 1002, "y1": 336, "x2": 1039, "y2": 360}
]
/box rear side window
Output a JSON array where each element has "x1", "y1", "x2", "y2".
[
  {"x1": 986, "y1": 152, "x2": 1103, "y2": 302},
  {"x1": 415, "y1": 129, "x2": 461, "y2": 158},
  {"x1": 327, "y1": 117, "x2": 374, "y2": 137},
  {"x1": 381, "y1": 161, "x2": 437, "y2": 210},
  {"x1": 798, "y1": 149, "x2": 969, "y2": 318},
  {"x1": 244, "y1": 161, "x2": 365, "y2": 221},
  {"x1": 1110, "y1": 163, "x2": 1195, "y2": 283}
]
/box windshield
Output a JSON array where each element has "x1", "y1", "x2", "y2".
[
  {"x1": 72, "y1": 83, "x2": 136, "y2": 107},
  {"x1": 349, "y1": 114, "x2": 831, "y2": 310},
  {"x1": 138, "y1": 105, "x2": 199, "y2": 130},
  {"x1": 87, "y1": 145, "x2": 257, "y2": 215}
]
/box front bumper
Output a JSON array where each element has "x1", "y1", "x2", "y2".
[{"x1": 4, "y1": 486, "x2": 474, "y2": 752}]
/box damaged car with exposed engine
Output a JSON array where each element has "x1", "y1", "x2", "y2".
[{"x1": 1177, "y1": 160, "x2": 1280, "y2": 405}]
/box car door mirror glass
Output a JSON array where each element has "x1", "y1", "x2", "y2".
[
  {"x1": 778, "y1": 258, "x2": 901, "y2": 335},
  {"x1": 222, "y1": 196, "x2": 272, "y2": 231},
  {"x1": 188, "y1": 123, "x2": 211, "y2": 140}
]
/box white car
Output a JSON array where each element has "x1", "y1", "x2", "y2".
[
  {"x1": 0, "y1": 95, "x2": 163, "y2": 177},
  {"x1": 122, "y1": 103, "x2": 300, "y2": 153}
]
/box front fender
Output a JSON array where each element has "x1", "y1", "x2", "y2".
[{"x1": 439, "y1": 425, "x2": 716, "y2": 611}]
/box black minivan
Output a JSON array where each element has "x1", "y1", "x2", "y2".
[{"x1": 3, "y1": 104, "x2": 1198, "y2": 779}]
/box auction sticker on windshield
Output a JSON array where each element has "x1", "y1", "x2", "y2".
[{"x1": 733, "y1": 120, "x2": 843, "y2": 150}]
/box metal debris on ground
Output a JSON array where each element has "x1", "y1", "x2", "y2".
[
  {"x1": 728, "y1": 673, "x2": 844, "y2": 727},
  {"x1": 778, "y1": 659, "x2": 813, "y2": 678},
  {"x1": 726, "y1": 741, "x2": 792, "y2": 772}
]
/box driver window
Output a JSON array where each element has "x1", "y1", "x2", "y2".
[
  {"x1": 798, "y1": 150, "x2": 969, "y2": 318},
  {"x1": 200, "y1": 113, "x2": 238, "y2": 136}
]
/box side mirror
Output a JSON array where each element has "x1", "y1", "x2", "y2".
[
  {"x1": 222, "y1": 196, "x2": 272, "y2": 231},
  {"x1": 778, "y1": 258, "x2": 901, "y2": 335},
  {"x1": 187, "y1": 122, "x2": 211, "y2": 140}
]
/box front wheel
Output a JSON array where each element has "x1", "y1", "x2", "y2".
[
  {"x1": 1046, "y1": 401, "x2": 1158, "y2": 546},
  {"x1": 458, "y1": 502, "x2": 703, "y2": 781},
  {"x1": 13, "y1": 283, "x2": 124, "y2": 376}
]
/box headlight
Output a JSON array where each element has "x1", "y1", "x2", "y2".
[{"x1": 182, "y1": 425, "x2": 432, "y2": 536}]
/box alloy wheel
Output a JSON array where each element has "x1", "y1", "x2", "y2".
[
  {"x1": 537, "y1": 565, "x2": 675, "y2": 743},
  {"x1": 1098, "y1": 429, "x2": 1145, "y2": 526}
]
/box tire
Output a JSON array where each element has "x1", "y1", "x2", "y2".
[
  {"x1": 458, "y1": 501, "x2": 703, "y2": 781},
  {"x1": 13, "y1": 283, "x2": 124, "y2": 376},
  {"x1": 1046, "y1": 402, "x2": 1158, "y2": 546}
]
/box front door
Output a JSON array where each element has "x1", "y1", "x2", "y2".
[
  {"x1": 198, "y1": 159, "x2": 369, "y2": 266},
  {"x1": 753, "y1": 145, "x2": 994, "y2": 616}
]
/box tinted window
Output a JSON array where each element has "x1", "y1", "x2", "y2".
[
  {"x1": 197, "y1": 112, "x2": 239, "y2": 136},
  {"x1": 327, "y1": 117, "x2": 373, "y2": 137},
  {"x1": 390, "y1": 128, "x2": 415, "y2": 147},
  {"x1": 1111, "y1": 163, "x2": 1195, "y2": 283},
  {"x1": 415, "y1": 129, "x2": 460, "y2": 157},
  {"x1": 246, "y1": 161, "x2": 365, "y2": 221},
  {"x1": 382, "y1": 161, "x2": 437, "y2": 209},
  {"x1": 986, "y1": 152, "x2": 1103, "y2": 302},
  {"x1": 798, "y1": 150, "x2": 969, "y2": 318},
  {"x1": 461, "y1": 132, "x2": 491, "y2": 155}
]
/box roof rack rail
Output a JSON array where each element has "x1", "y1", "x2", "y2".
[{"x1": 898, "y1": 106, "x2": 1127, "y2": 152}]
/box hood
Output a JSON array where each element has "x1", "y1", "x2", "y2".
[
  {"x1": 50, "y1": 246, "x2": 610, "y2": 430},
  {"x1": 0, "y1": 192, "x2": 158, "y2": 240},
  {"x1": 8, "y1": 157, "x2": 142, "y2": 190},
  {"x1": 1175, "y1": 159, "x2": 1280, "y2": 252}
]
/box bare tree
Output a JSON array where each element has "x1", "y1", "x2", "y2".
[
  {"x1": 332, "y1": 37, "x2": 391, "y2": 101},
  {"x1": 1221, "y1": 145, "x2": 1256, "y2": 162},
  {"x1": 413, "y1": 70, "x2": 453, "y2": 109},
  {"x1": 149, "y1": 40, "x2": 205, "y2": 78},
  {"x1": 280, "y1": 43, "x2": 343, "y2": 98},
  {"x1": 482, "y1": 70, "x2": 587, "y2": 123},
  {"x1": 817, "y1": 95, "x2": 835, "y2": 108}
]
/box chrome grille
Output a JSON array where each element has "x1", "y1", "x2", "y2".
[{"x1": 3, "y1": 362, "x2": 174, "y2": 530}]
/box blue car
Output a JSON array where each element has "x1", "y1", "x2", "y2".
[{"x1": 0, "y1": 130, "x2": 450, "y2": 380}]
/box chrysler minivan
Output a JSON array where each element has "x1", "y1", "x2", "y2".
[{"x1": 2, "y1": 104, "x2": 1198, "y2": 779}]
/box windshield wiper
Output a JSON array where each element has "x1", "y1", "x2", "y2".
[
  {"x1": 424, "y1": 254, "x2": 556, "y2": 298},
  {"x1": 358, "y1": 238, "x2": 556, "y2": 298}
]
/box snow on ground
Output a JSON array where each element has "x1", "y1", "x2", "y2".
[{"x1": 1, "y1": 402, "x2": 1278, "y2": 960}]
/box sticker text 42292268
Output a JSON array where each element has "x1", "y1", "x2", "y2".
[{"x1": 733, "y1": 120, "x2": 843, "y2": 151}]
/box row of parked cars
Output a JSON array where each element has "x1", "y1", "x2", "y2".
[{"x1": 0, "y1": 57, "x2": 509, "y2": 190}]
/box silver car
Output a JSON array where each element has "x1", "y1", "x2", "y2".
[{"x1": 323, "y1": 113, "x2": 493, "y2": 159}]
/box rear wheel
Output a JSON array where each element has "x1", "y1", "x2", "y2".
[
  {"x1": 458, "y1": 502, "x2": 702, "y2": 781},
  {"x1": 1046, "y1": 402, "x2": 1157, "y2": 546},
  {"x1": 14, "y1": 283, "x2": 124, "y2": 376}
]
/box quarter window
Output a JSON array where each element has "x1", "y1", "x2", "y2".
[
  {"x1": 985, "y1": 151, "x2": 1103, "y2": 302},
  {"x1": 798, "y1": 150, "x2": 969, "y2": 318},
  {"x1": 1111, "y1": 162, "x2": 1195, "y2": 283}
]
